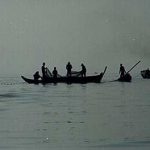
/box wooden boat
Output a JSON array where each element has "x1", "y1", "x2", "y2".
[
  {"x1": 118, "y1": 73, "x2": 132, "y2": 82},
  {"x1": 22, "y1": 74, "x2": 104, "y2": 84},
  {"x1": 21, "y1": 67, "x2": 107, "y2": 84},
  {"x1": 141, "y1": 70, "x2": 150, "y2": 79}
]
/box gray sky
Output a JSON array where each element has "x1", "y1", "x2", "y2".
[{"x1": 0, "y1": 0, "x2": 150, "y2": 76}]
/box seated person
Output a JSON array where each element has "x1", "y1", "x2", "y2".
[{"x1": 33, "y1": 71, "x2": 41, "y2": 81}]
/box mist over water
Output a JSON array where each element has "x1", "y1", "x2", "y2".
[
  {"x1": 0, "y1": 1, "x2": 150, "y2": 149},
  {"x1": 0, "y1": 0, "x2": 149, "y2": 76}
]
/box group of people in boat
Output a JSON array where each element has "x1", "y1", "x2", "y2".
[
  {"x1": 33, "y1": 61, "x2": 145, "y2": 81},
  {"x1": 66, "y1": 62, "x2": 86, "y2": 77},
  {"x1": 33, "y1": 62, "x2": 87, "y2": 81}
]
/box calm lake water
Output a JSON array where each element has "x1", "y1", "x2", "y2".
[{"x1": 0, "y1": 75, "x2": 149, "y2": 150}]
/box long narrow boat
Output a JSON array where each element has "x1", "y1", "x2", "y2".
[
  {"x1": 22, "y1": 74, "x2": 103, "y2": 84},
  {"x1": 141, "y1": 70, "x2": 150, "y2": 79},
  {"x1": 21, "y1": 67, "x2": 107, "y2": 84},
  {"x1": 117, "y1": 73, "x2": 132, "y2": 82}
]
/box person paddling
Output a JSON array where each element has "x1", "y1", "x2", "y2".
[{"x1": 119, "y1": 64, "x2": 126, "y2": 78}]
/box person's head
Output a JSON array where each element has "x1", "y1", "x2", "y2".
[
  {"x1": 81, "y1": 63, "x2": 84, "y2": 66},
  {"x1": 43, "y1": 62, "x2": 45, "y2": 66},
  {"x1": 35, "y1": 71, "x2": 39, "y2": 75},
  {"x1": 54, "y1": 67, "x2": 56, "y2": 70},
  {"x1": 120, "y1": 64, "x2": 122, "y2": 67}
]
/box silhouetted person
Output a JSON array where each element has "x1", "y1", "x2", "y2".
[
  {"x1": 146, "y1": 68, "x2": 150, "y2": 75},
  {"x1": 52, "y1": 67, "x2": 58, "y2": 78},
  {"x1": 119, "y1": 64, "x2": 126, "y2": 78},
  {"x1": 41, "y1": 62, "x2": 46, "y2": 79},
  {"x1": 33, "y1": 71, "x2": 41, "y2": 81},
  {"x1": 80, "y1": 63, "x2": 86, "y2": 77},
  {"x1": 66, "y1": 62, "x2": 72, "y2": 77}
]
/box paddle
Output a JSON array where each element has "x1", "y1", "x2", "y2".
[
  {"x1": 126, "y1": 61, "x2": 141, "y2": 74},
  {"x1": 102, "y1": 66, "x2": 107, "y2": 76}
]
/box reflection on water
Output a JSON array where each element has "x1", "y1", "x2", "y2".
[{"x1": 0, "y1": 77, "x2": 149, "y2": 150}]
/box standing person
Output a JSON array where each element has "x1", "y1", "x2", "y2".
[
  {"x1": 41, "y1": 62, "x2": 46, "y2": 79},
  {"x1": 80, "y1": 63, "x2": 86, "y2": 77},
  {"x1": 66, "y1": 62, "x2": 72, "y2": 77},
  {"x1": 119, "y1": 64, "x2": 126, "y2": 78},
  {"x1": 52, "y1": 67, "x2": 58, "y2": 78}
]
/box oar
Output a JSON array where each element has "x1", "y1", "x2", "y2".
[
  {"x1": 99, "y1": 66, "x2": 107, "y2": 83},
  {"x1": 101, "y1": 66, "x2": 107, "y2": 79},
  {"x1": 126, "y1": 61, "x2": 141, "y2": 74},
  {"x1": 103, "y1": 66, "x2": 107, "y2": 75}
]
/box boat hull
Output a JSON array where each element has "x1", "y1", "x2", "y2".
[
  {"x1": 141, "y1": 70, "x2": 150, "y2": 79},
  {"x1": 21, "y1": 73, "x2": 104, "y2": 84},
  {"x1": 118, "y1": 73, "x2": 132, "y2": 82}
]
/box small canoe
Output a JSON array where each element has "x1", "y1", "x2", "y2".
[
  {"x1": 118, "y1": 73, "x2": 132, "y2": 82},
  {"x1": 21, "y1": 73, "x2": 104, "y2": 84},
  {"x1": 141, "y1": 70, "x2": 150, "y2": 79}
]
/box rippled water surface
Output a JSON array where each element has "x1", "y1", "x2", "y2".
[{"x1": 0, "y1": 76, "x2": 149, "y2": 150}]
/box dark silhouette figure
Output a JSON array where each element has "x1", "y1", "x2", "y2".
[
  {"x1": 119, "y1": 64, "x2": 126, "y2": 78},
  {"x1": 80, "y1": 63, "x2": 86, "y2": 77},
  {"x1": 33, "y1": 71, "x2": 41, "y2": 81},
  {"x1": 66, "y1": 62, "x2": 72, "y2": 77},
  {"x1": 41, "y1": 62, "x2": 46, "y2": 79},
  {"x1": 52, "y1": 67, "x2": 58, "y2": 78},
  {"x1": 146, "y1": 68, "x2": 150, "y2": 76},
  {"x1": 146, "y1": 68, "x2": 150, "y2": 72}
]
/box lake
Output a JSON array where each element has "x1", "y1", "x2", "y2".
[{"x1": 0, "y1": 75, "x2": 149, "y2": 150}]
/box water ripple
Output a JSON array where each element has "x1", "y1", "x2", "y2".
[{"x1": 0, "y1": 93, "x2": 19, "y2": 98}]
